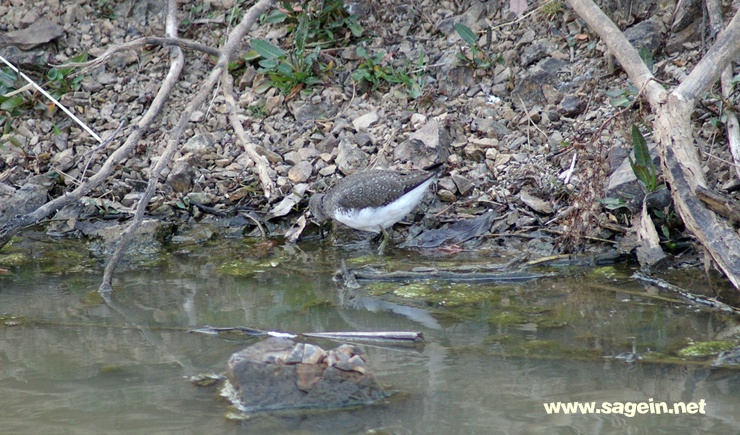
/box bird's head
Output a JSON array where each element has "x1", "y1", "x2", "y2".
[{"x1": 308, "y1": 193, "x2": 328, "y2": 223}]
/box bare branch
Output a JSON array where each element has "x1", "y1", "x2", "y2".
[
  {"x1": 0, "y1": 4, "x2": 188, "y2": 249},
  {"x1": 100, "y1": 0, "x2": 276, "y2": 291},
  {"x1": 57, "y1": 36, "x2": 220, "y2": 73},
  {"x1": 98, "y1": 0, "x2": 186, "y2": 292},
  {"x1": 565, "y1": 0, "x2": 665, "y2": 106},
  {"x1": 566, "y1": 0, "x2": 740, "y2": 288},
  {"x1": 675, "y1": 10, "x2": 740, "y2": 100},
  {"x1": 221, "y1": 69, "x2": 276, "y2": 200}
]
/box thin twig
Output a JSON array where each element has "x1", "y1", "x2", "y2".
[
  {"x1": 633, "y1": 272, "x2": 740, "y2": 315},
  {"x1": 516, "y1": 95, "x2": 548, "y2": 141},
  {"x1": 100, "y1": 0, "x2": 276, "y2": 291},
  {"x1": 56, "y1": 36, "x2": 219, "y2": 72},
  {"x1": 80, "y1": 121, "x2": 126, "y2": 179},
  {"x1": 242, "y1": 211, "x2": 267, "y2": 240},
  {"x1": 0, "y1": 55, "x2": 102, "y2": 143},
  {"x1": 221, "y1": 70, "x2": 276, "y2": 200}
]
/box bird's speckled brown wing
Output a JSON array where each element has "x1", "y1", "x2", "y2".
[{"x1": 328, "y1": 170, "x2": 434, "y2": 211}]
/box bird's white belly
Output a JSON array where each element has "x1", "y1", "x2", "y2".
[{"x1": 334, "y1": 179, "x2": 433, "y2": 232}]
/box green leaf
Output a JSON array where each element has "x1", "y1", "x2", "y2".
[
  {"x1": 70, "y1": 52, "x2": 89, "y2": 63},
  {"x1": 251, "y1": 39, "x2": 285, "y2": 59},
  {"x1": 629, "y1": 162, "x2": 650, "y2": 186},
  {"x1": 0, "y1": 95, "x2": 25, "y2": 111},
  {"x1": 258, "y1": 58, "x2": 279, "y2": 69},
  {"x1": 631, "y1": 125, "x2": 650, "y2": 167},
  {"x1": 242, "y1": 50, "x2": 261, "y2": 61},
  {"x1": 732, "y1": 73, "x2": 740, "y2": 87},
  {"x1": 294, "y1": 12, "x2": 309, "y2": 53},
  {"x1": 609, "y1": 96, "x2": 631, "y2": 107},
  {"x1": 351, "y1": 69, "x2": 371, "y2": 82},
  {"x1": 629, "y1": 124, "x2": 661, "y2": 192},
  {"x1": 454, "y1": 23, "x2": 478, "y2": 46},
  {"x1": 348, "y1": 22, "x2": 363, "y2": 37},
  {"x1": 47, "y1": 68, "x2": 61, "y2": 80},
  {"x1": 276, "y1": 62, "x2": 293, "y2": 75},
  {"x1": 638, "y1": 45, "x2": 654, "y2": 72},
  {"x1": 604, "y1": 88, "x2": 626, "y2": 98},
  {"x1": 598, "y1": 197, "x2": 627, "y2": 210},
  {"x1": 356, "y1": 46, "x2": 367, "y2": 58},
  {"x1": 406, "y1": 82, "x2": 422, "y2": 99},
  {"x1": 264, "y1": 10, "x2": 287, "y2": 24},
  {"x1": 0, "y1": 68, "x2": 16, "y2": 87}
]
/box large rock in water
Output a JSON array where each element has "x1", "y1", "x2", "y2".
[{"x1": 223, "y1": 337, "x2": 389, "y2": 413}]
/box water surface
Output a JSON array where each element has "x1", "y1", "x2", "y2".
[{"x1": 1, "y1": 239, "x2": 739, "y2": 434}]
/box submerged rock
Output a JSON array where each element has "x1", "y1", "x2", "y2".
[{"x1": 223, "y1": 337, "x2": 389, "y2": 413}]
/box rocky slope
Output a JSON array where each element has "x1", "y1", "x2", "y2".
[{"x1": 0, "y1": 0, "x2": 735, "y2": 265}]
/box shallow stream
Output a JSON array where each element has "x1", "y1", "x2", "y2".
[{"x1": 1, "y1": 236, "x2": 739, "y2": 434}]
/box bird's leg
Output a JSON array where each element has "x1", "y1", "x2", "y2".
[{"x1": 377, "y1": 226, "x2": 392, "y2": 255}]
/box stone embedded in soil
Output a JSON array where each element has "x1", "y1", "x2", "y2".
[
  {"x1": 319, "y1": 164, "x2": 337, "y2": 176},
  {"x1": 0, "y1": 178, "x2": 51, "y2": 226},
  {"x1": 165, "y1": 161, "x2": 196, "y2": 193},
  {"x1": 288, "y1": 161, "x2": 313, "y2": 183},
  {"x1": 671, "y1": 0, "x2": 702, "y2": 32},
  {"x1": 186, "y1": 191, "x2": 216, "y2": 205},
  {"x1": 519, "y1": 190, "x2": 553, "y2": 215},
  {"x1": 666, "y1": 19, "x2": 702, "y2": 54},
  {"x1": 438, "y1": 189, "x2": 457, "y2": 202},
  {"x1": 50, "y1": 148, "x2": 75, "y2": 172},
  {"x1": 352, "y1": 112, "x2": 379, "y2": 131},
  {"x1": 520, "y1": 39, "x2": 557, "y2": 67},
  {"x1": 297, "y1": 146, "x2": 319, "y2": 162},
  {"x1": 512, "y1": 58, "x2": 568, "y2": 110},
  {"x1": 558, "y1": 95, "x2": 586, "y2": 117},
  {"x1": 393, "y1": 120, "x2": 451, "y2": 167},
  {"x1": 354, "y1": 131, "x2": 373, "y2": 148},
  {"x1": 182, "y1": 133, "x2": 214, "y2": 155},
  {"x1": 224, "y1": 337, "x2": 388, "y2": 412},
  {"x1": 438, "y1": 177, "x2": 457, "y2": 193},
  {"x1": 335, "y1": 139, "x2": 369, "y2": 174},
  {"x1": 83, "y1": 219, "x2": 172, "y2": 258},
  {"x1": 0, "y1": 19, "x2": 64, "y2": 50},
  {"x1": 624, "y1": 18, "x2": 663, "y2": 56},
  {"x1": 451, "y1": 174, "x2": 475, "y2": 196},
  {"x1": 283, "y1": 151, "x2": 300, "y2": 165}
]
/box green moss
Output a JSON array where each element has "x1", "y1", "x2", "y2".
[
  {"x1": 0, "y1": 252, "x2": 30, "y2": 267},
  {"x1": 484, "y1": 334, "x2": 515, "y2": 344},
  {"x1": 677, "y1": 341, "x2": 736, "y2": 358},
  {"x1": 519, "y1": 339, "x2": 560, "y2": 353},
  {"x1": 393, "y1": 283, "x2": 433, "y2": 299},
  {"x1": 345, "y1": 255, "x2": 384, "y2": 266},
  {"x1": 489, "y1": 311, "x2": 527, "y2": 325},
  {"x1": 588, "y1": 266, "x2": 620, "y2": 279},
  {"x1": 537, "y1": 319, "x2": 568, "y2": 328},
  {"x1": 218, "y1": 259, "x2": 259, "y2": 277},
  {"x1": 81, "y1": 290, "x2": 106, "y2": 306},
  {"x1": 520, "y1": 306, "x2": 550, "y2": 314},
  {"x1": 440, "y1": 289, "x2": 493, "y2": 306},
  {"x1": 366, "y1": 282, "x2": 397, "y2": 296},
  {"x1": 98, "y1": 365, "x2": 125, "y2": 375},
  {"x1": 41, "y1": 248, "x2": 87, "y2": 262}
]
